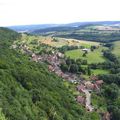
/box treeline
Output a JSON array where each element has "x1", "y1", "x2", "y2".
[
  {"x1": 58, "y1": 45, "x2": 97, "y2": 53},
  {"x1": 58, "y1": 45, "x2": 79, "y2": 53}
]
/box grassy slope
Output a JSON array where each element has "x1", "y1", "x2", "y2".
[{"x1": 38, "y1": 36, "x2": 99, "y2": 48}]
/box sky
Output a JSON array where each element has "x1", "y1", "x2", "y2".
[{"x1": 0, "y1": 0, "x2": 120, "y2": 26}]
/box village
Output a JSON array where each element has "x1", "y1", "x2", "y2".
[{"x1": 12, "y1": 42, "x2": 104, "y2": 112}]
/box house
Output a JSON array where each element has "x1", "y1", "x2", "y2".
[
  {"x1": 76, "y1": 96, "x2": 85, "y2": 105},
  {"x1": 93, "y1": 83, "x2": 100, "y2": 91},
  {"x1": 84, "y1": 81, "x2": 101, "y2": 91},
  {"x1": 84, "y1": 81, "x2": 99, "y2": 91},
  {"x1": 90, "y1": 75, "x2": 98, "y2": 81},
  {"x1": 51, "y1": 51, "x2": 55, "y2": 54},
  {"x1": 32, "y1": 53, "x2": 36, "y2": 58},
  {"x1": 77, "y1": 84, "x2": 85, "y2": 93},
  {"x1": 96, "y1": 80, "x2": 103, "y2": 86},
  {"x1": 62, "y1": 74, "x2": 70, "y2": 80},
  {"x1": 37, "y1": 56, "x2": 42, "y2": 61},
  {"x1": 84, "y1": 81, "x2": 94, "y2": 90},
  {"x1": 82, "y1": 48, "x2": 90, "y2": 52},
  {"x1": 57, "y1": 52, "x2": 64, "y2": 58},
  {"x1": 12, "y1": 44, "x2": 17, "y2": 49},
  {"x1": 85, "y1": 83, "x2": 94, "y2": 90},
  {"x1": 84, "y1": 81, "x2": 92, "y2": 85},
  {"x1": 70, "y1": 80, "x2": 78, "y2": 84},
  {"x1": 55, "y1": 70, "x2": 63, "y2": 76},
  {"x1": 48, "y1": 65, "x2": 55, "y2": 72},
  {"x1": 59, "y1": 72, "x2": 64, "y2": 77},
  {"x1": 31, "y1": 54, "x2": 39, "y2": 62}
]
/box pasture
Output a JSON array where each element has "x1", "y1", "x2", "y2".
[{"x1": 65, "y1": 47, "x2": 107, "y2": 64}]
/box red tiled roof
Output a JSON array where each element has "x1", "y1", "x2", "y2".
[
  {"x1": 76, "y1": 96, "x2": 85, "y2": 104},
  {"x1": 85, "y1": 83, "x2": 94, "y2": 90},
  {"x1": 77, "y1": 84, "x2": 85, "y2": 91},
  {"x1": 96, "y1": 80, "x2": 103, "y2": 85}
]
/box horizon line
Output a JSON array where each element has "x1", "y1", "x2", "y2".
[{"x1": 2, "y1": 20, "x2": 120, "y2": 27}]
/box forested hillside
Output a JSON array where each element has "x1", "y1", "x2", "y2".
[{"x1": 0, "y1": 28, "x2": 100, "y2": 119}]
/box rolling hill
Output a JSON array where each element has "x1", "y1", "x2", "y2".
[{"x1": 29, "y1": 21, "x2": 120, "y2": 43}]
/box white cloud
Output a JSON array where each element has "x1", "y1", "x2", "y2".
[{"x1": 0, "y1": 0, "x2": 120, "y2": 26}]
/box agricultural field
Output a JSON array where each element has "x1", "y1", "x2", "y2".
[
  {"x1": 39, "y1": 37, "x2": 99, "y2": 48},
  {"x1": 65, "y1": 46, "x2": 107, "y2": 64}
]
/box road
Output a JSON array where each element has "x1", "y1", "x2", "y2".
[{"x1": 83, "y1": 89, "x2": 94, "y2": 112}]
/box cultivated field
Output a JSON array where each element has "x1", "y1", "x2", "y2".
[{"x1": 39, "y1": 37, "x2": 99, "y2": 48}]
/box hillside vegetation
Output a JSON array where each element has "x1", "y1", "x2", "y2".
[{"x1": 0, "y1": 28, "x2": 100, "y2": 119}]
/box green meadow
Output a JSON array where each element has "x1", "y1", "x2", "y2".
[{"x1": 65, "y1": 47, "x2": 107, "y2": 64}]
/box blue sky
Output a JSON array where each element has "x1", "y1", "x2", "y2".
[{"x1": 0, "y1": 0, "x2": 120, "y2": 26}]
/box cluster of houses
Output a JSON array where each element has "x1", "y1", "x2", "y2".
[
  {"x1": 76, "y1": 76, "x2": 103, "y2": 94},
  {"x1": 76, "y1": 76, "x2": 104, "y2": 112},
  {"x1": 15, "y1": 43, "x2": 80, "y2": 84},
  {"x1": 49, "y1": 64, "x2": 79, "y2": 83},
  {"x1": 31, "y1": 50, "x2": 80, "y2": 84}
]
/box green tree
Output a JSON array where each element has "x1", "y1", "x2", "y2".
[
  {"x1": 104, "y1": 83, "x2": 119, "y2": 100},
  {"x1": 69, "y1": 64, "x2": 78, "y2": 73}
]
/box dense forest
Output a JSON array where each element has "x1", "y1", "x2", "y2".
[{"x1": 0, "y1": 28, "x2": 100, "y2": 120}]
